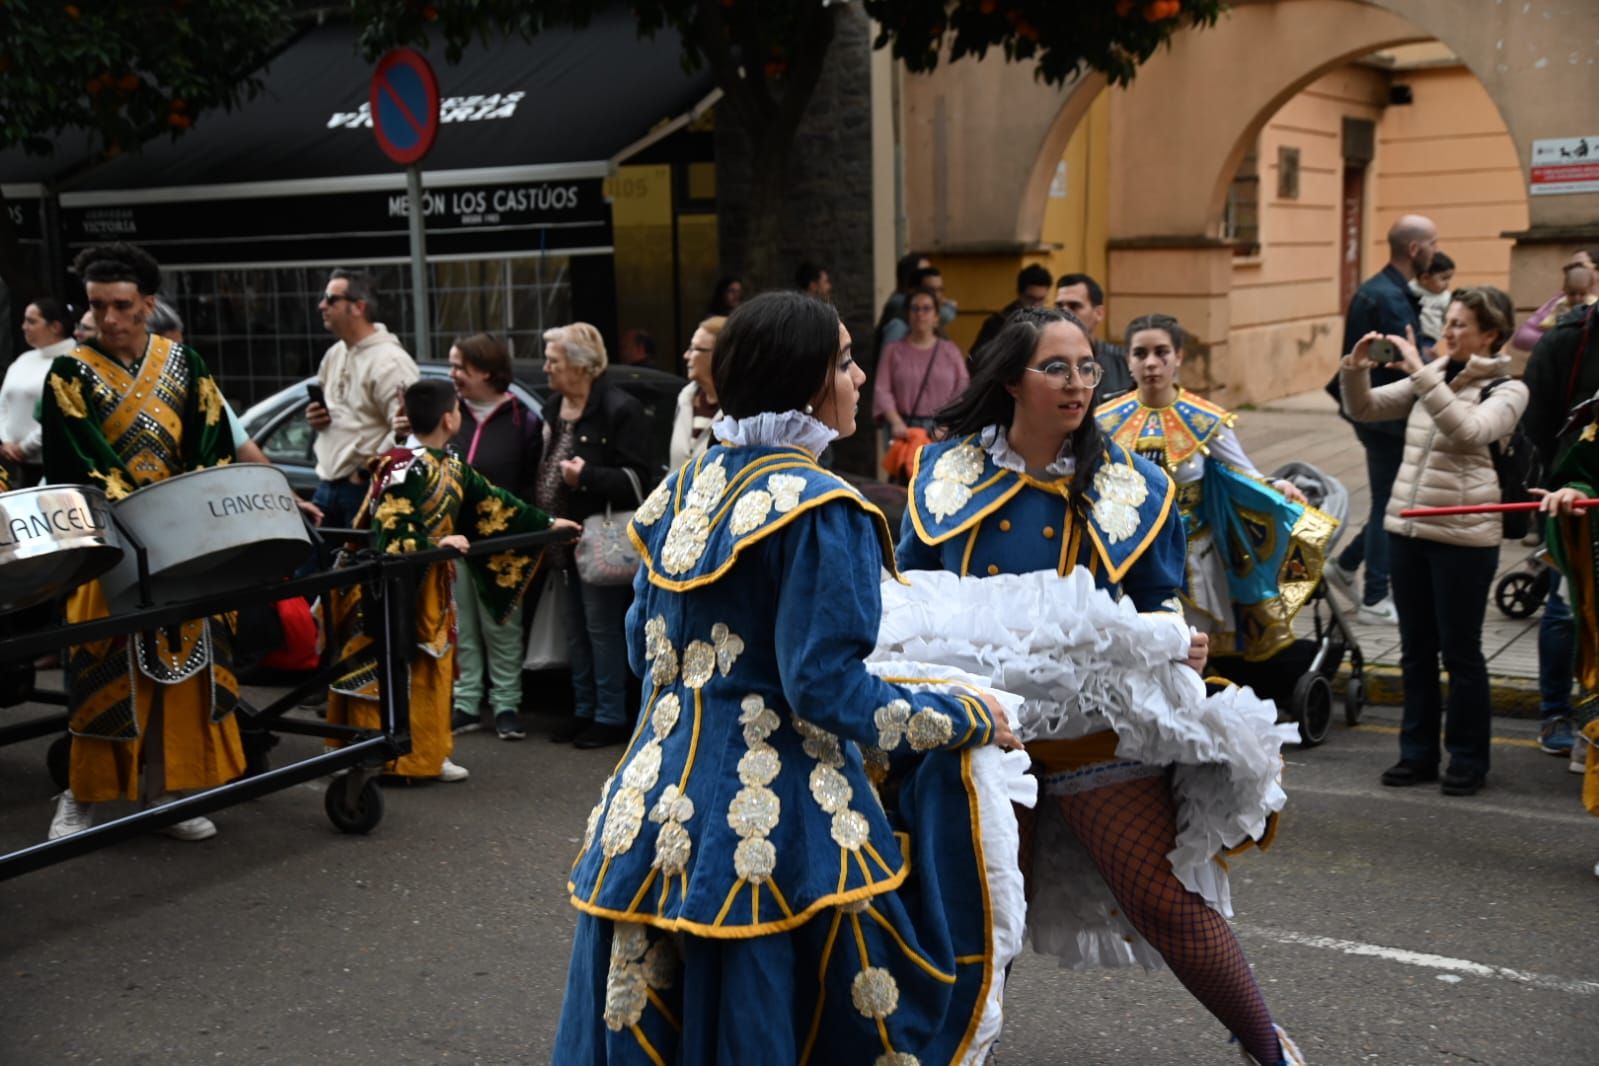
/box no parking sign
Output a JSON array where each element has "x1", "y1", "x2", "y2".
[
  {"x1": 371, "y1": 48, "x2": 440, "y2": 166},
  {"x1": 370, "y1": 47, "x2": 440, "y2": 360}
]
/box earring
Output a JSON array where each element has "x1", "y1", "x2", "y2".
[{"x1": 804, "y1": 404, "x2": 814, "y2": 415}]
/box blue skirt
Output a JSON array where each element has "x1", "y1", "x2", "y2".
[{"x1": 553, "y1": 752, "x2": 1002, "y2": 1065}]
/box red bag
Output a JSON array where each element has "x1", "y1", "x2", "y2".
[{"x1": 259, "y1": 596, "x2": 319, "y2": 673}]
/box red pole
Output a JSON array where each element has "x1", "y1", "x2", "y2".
[{"x1": 1399, "y1": 498, "x2": 1599, "y2": 518}]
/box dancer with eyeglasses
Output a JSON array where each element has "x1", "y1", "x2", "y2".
[
  {"x1": 1095, "y1": 313, "x2": 1334, "y2": 663},
  {"x1": 896, "y1": 307, "x2": 1306, "y2": 1065}
]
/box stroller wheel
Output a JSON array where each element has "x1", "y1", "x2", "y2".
[
  {"x1": 1494, "y1": 571, "x2": 1545, "y2": 619},
  {"x1": 1345, "y1": 677, "x2": 1366, "y2": 726},
  {"x1": 1291, "y1": 674, "x2": 1332, "y2": 747}
]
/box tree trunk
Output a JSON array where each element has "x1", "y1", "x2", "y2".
[{"x1": 740, "y1": 128, "x2": 793, "y2": 292}]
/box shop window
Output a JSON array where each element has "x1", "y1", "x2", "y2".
[
  {"x1": 167, "y1": 255, "x2": 574, "y2": 409},
  {"x1": 1222, "y1": 143, "x2": 1260, "y2": 257},
  {"x1": 1277, "y1": 145, "x2": 1301, "y2": 200}
]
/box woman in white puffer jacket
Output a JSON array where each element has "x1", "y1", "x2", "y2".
[{"x1": 1341, "y1": 286, "x2": 1526, "y2": 798}]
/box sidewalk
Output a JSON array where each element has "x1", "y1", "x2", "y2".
[{"x1": 1234, "y1": 388, "x2": 1544, "y2": 717}]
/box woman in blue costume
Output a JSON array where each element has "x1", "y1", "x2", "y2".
[
  {"x1": 555, "y1": 292, "x2": 1026, "y2": 1065},
  {"x1": 897, "y1": 308, "x2": 1305, "y2": 1066},
  {"x1": 1094, "y1": 313, "x2": 1334, "y2": 662}
]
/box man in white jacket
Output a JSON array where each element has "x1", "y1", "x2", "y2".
[{"x1": 306, "y1": 269, "x2": 419, "y2": 529}]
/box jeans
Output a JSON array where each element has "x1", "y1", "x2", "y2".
[
  {"x1": 1389, "y1": 534, "x2": 1498, "y2": 775},
  {"x1": 1538, "y1": 574, "x2": 1575, "y2": 720},
  {"x1": 453, "y1": 565, "x2": 526, "y2": 715},
  {"x1": 562, "y1": 570, "x2": 633, "y2": 727},
  {"x1": 1336, "y1": 428, "x2": 1405, "y2": 606},
  {"x1": 297, "y1": 478, "x2": 371, "y2": 577}
]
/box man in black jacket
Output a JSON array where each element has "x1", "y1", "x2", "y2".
[
  {"x1": 971, "y1": 263, "x2": 1055, "y2": 358},
  {"x1": 1055, "y1": 272, "x2": 1135, "y2": 402},
  {"x1": 1521, "y1": 301, "x2": 1599, "y2": 758},
  {"x1": 1325, "y1": 214, "x2": 1438, "y2": 625}
]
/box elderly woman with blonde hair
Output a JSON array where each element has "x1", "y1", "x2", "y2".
[{"x1": 538, "y1": 322, "x2": 655, "y2": 748}]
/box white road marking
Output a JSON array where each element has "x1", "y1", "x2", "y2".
[{"x1": 1247, "y1": 927, "x2": 1599, "y2": 996}]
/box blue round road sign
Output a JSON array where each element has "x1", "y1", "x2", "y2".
[{"x1": 370, "y1": 48, "x2": 440, "y2": 166}]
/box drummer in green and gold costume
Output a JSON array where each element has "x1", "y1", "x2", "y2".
[
  {"x1": 40, "y1": 242, "x2": 241, "y2": 842},
  {"x1": 1095, "y1": 313, "x2": 1336, "y2": 661},
  {"x1": 1536, "y1": 394, "x2": 1599, "y2": 877},
  {"x1": 326, "y1": 379, "x2": 575, "y2": 781}
]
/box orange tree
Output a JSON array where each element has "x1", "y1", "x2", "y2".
[
  {"x1": 0, "y1": 1, "x2": 295, "y2": 297},
  {"x1": 0, "y1": 1, "x2": 1224, "y2": 297}
]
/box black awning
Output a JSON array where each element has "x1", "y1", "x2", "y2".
[
  {"x1": 51, "y1": 12, "x2": 713, "y2": 191},
  {"x1": 2, "y1": 12, "x2": 713, "y2": 264}
]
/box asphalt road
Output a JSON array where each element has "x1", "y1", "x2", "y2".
[{"x1": 0, "y1": 699, "x2": 1593, "y2": 1065}]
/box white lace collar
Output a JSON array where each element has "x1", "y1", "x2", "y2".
[
  {"x1": 979, "y1": 424, "x2": 1076, "y2": 478},
  {"x1": 712, "y1": 410, "x2": 838, "y2": 456}
]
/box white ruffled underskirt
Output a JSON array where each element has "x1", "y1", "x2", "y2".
[
  {"x1": 871, "y1": 568, "x2": 1297, "y2": 973},
  {"x1": 864, "y1": 666, "x2": 1033, "y2": 1066}
]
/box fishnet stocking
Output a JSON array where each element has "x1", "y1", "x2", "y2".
[{"x1": 1058, "y1": 774, "x2": 1282, "y2": 1064}]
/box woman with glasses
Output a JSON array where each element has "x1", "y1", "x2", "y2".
[
  {"x1": 896, "y1": 308, "x2": 1305, "y2": 1066},
  {"x1": 873, "y1": 285, "x2": 969, "y2": 447},
  {"x1": 1095, "y1": 313, "x2": 1330, "y2": 663},
  {"x1": 668, "y1": 315, "x2": 725, "y2": 471}
]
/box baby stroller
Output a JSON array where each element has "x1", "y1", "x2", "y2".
[
  {"x1": 1208, "y1": 462, "x2": 1366, "y2": 747},
  {"x1": 1494, "y1": 546, "x2": 1554, "y2": 619}
]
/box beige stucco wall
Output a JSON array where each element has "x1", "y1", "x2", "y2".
[
  {"x1": 896, "y1": 0, "x2": 1599, "y2": 403},
  {"x1": 1225, "y1": 66, "x2": 1388, "y2": 405},
  {"x1": 1366, "y1": 64, "x2": 1528, "y2": 290}
]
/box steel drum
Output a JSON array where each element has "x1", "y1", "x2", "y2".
[
  {"x1": 100, "y1": 465, "x2": 312, "y2": 610},
  {"x1": 0, "y1": 484, "x2": 124, "y2": 612}
]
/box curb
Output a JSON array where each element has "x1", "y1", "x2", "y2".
[{"x1": 1336, "y1": 664, "x2": 1543, "y2": 719}]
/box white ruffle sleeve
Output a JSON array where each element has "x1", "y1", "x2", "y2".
[{"x1": 871, "y1": 568, "x2": 1297, "y2": 972}]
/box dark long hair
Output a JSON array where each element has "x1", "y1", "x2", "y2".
[{"x1": 935, "y1": 306, "x2": 1104, "y2": 510}]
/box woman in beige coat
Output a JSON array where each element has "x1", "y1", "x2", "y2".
[{"x1": 1341, "y1": 287, "x2": 1526, "y2": 796}]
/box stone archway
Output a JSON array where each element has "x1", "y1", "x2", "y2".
[{"x1": 899, "y1": 0, "x2": 1599, "y2": 395}]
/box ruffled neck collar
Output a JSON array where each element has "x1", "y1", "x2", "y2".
[
  {"x1": 979, "y1": 424, "x2": 1075, "y2": 478},
  {"x1": 712, "y1": 410, "x2": 838, "y2": 456}
]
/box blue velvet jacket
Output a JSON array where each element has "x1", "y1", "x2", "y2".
[
  {"x1": 896, "y1": 433, "x2": 1187, "y2": 614},
  {"x1": 567, "y1": 444, "x2": 997, "y2": 937}
]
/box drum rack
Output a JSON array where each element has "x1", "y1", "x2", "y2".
[{"x1": 0, "y1": 526, "x2": 566, "y2": 882}]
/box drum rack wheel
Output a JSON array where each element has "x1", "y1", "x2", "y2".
[
  {"x1": 46, "y1": 734, "x2": 71, "y2": 792},
  {"x1": 1493, "y1": 570, "x2": 1546, "y2": 619},
  {"x1": 1291, "y1": 673, "x2": 1332, "y2": 747},
  {"x1": 324, "y1": 774, "x2": 384, "y2": 834},
  {"x1": 1344, "y1": 677, "x2": 1366, "y2": 727}
]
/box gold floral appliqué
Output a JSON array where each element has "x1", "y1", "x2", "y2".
[{"x1": 49, "y1": 373, "x2": 88, "y2": 420}]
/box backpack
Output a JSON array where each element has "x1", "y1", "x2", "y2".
[{"x1": 1480, "y1": 377, "x2": 1538, "y2": 539}]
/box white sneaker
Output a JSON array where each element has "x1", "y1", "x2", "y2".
[
  {"x1": 1574, "y1": 736, "x2": 1590, "y2": 775},
  {"x1": 150, "y1": 793, "x2": 217, "y2": 841},
  {"x1": 1355, "y1": 597, "x2": 1400, "y2": 625},
  {"x1": 1325, "y1": 562, "x2": 1359, "y2": 603},
  {"x1": 48, "y1": 790, "x2": 93, "y2": 840},
  {"x1": 438, "y1": 758, "x2": 470, "y2": 782}
]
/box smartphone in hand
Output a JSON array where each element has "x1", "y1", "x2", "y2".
[
  {"x1": 1369, "y1": 339, "x2": 1400, "y2": 364},
  {"x1": 305, "y1": 383, "x2": 326, "y2": 407}
]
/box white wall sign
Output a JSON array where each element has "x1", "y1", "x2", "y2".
[{"x1": 1530, "y1": 136, "x2": 1599, "y2": 196}]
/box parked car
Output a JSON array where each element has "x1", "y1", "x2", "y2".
[{"x1": 238, "y1": 362, "x2": 688, "y2": 498}]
